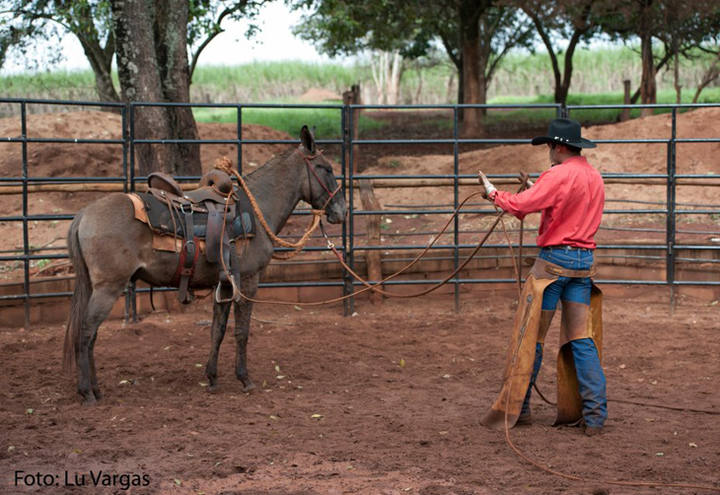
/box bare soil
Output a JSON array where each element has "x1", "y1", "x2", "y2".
[{"x1": 0, "y1": 288, "x2": 718, "y2": 494}]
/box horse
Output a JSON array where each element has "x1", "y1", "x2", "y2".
[{"x1": 63, "y1": 126, "x2": 346, "y2": 404}]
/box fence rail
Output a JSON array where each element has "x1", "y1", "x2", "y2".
[{"x1": 1, "y1": 98, "x2": 718, "y2": 325}]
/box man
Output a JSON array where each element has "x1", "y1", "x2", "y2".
[{"x1": 478, "y1": 118, "x2": 607, "y2": 436}]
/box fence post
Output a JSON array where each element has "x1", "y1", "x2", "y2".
[
  {"x1": 359, "y1": 179, "x2": 383, "y2": 304},
  {"x1": 21, "y1": 101, "x2": 30, "y2": 329},
  {"x1": 126, "y1": 102, "x2": 138, "y2": 322},
  {"x1": 666, "y1": 108, "x2": 677, "y2": 312},
  {"x1": 342, "y1": 84, "x2": 361, "y2": 173},
  {"x1": 342, "y1": 97, "x2": 355, "y2": 316},
  {"x1": 621, "y1": 80, "x2": 631, "y2": 122}
]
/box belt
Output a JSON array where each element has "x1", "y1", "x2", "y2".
[{"x1": 542, "y1": 245, "x2": 593, "y2": 251}]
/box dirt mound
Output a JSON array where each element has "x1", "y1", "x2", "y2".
[
  {"x1": 0, "y1": 111, "x2": 291, "y2": 180},
  {"x1": 369, "y1": 107, "x2": 720, "y2": 208},
  {"x1": 298, "y1": 87, "x2": 342, "y2": 102}
]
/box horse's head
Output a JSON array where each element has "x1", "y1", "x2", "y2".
[{"x1": 298, "y1": 125, "x2": 346, "y2": 224}]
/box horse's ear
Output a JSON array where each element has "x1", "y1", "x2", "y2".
[{"x1": 300, "y1": 125, "x2": 316, "y2": 153}]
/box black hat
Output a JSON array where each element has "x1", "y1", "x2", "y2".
[{"x1": 531, "y1": 118, "x2": 596, "y2": 149}]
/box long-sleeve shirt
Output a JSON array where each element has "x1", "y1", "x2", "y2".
[{"x1": 492, "y1": 155, "x2": 605, "y2": 249}]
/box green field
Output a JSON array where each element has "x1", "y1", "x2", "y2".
[{"x1": 193, "y1": 105, "x2": 385, "y2": 139}]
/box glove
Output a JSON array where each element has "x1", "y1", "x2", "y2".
[
  {"x1": 518, "y1": 171, "x2": 534, "y2": 189},
  {"x1": 478, "y1": 171, "x2": 497, "y2": 200}
]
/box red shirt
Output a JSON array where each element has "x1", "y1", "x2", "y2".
[{"x1": 492, "y1": 156, "x2": 604, "y2": 249}]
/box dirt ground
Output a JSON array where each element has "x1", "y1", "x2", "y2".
[{"x1": 0, "y1": 287, "x2": 718, "y2": 494}]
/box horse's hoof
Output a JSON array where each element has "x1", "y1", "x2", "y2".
[
  {"x1": 241, "y1": 381, "x2": 256, "y2": 393},
  {"x1": 81, "y1": 394, "x2": 97, "y2": 406}
]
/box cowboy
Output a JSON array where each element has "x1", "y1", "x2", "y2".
[{"x1": 478, "y1": 118, "x2": 607, "y2": 436}]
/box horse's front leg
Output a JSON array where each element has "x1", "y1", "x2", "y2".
[
  {"x1": 204, "y1": 293, "x2": 232, "y2": 392},
  {"x1": 233, "y1": 273, "x2": 258, "y2": 392}
]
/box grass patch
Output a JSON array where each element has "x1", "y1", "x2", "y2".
[{"x1": 193, "y1": 106, "x2": 385, "y2": 139}]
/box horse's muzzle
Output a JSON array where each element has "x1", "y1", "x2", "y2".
[{"x1": 326, "y1": 202, "x2": 347, "y2": 224}]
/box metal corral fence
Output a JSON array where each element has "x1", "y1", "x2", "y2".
[{"x1": 1, "y1": 98, "x2": 719, "y2": 326}]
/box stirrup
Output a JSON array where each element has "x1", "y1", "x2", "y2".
[{"x1": 214, "y1": 277, "x2": 241, "y2": 303}]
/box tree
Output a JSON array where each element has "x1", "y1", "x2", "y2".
[
  {"x1": 112, "y1": 0, "x2": 202, "y2": 176},
  {"x1": 601, "y1": 0, "x2": 720, "y2": 115},
  {"x1": 1, "y1": 0, "x2": 119, "y2": 102},
  {"x1": 516, "y1": 0, "x2": 602, "y2": 105},
  {"x1": 1, "y1": 1, "x2": 266, "y2": 102},
  {"x1": 292, "y1": 0, "x2": 535, "y2": 136},
  {"x1": 291, "y1": 0, "x2": 433, "y2": 105},
  {"x1": 452, "y1": 1, "x2": 535, "y2": 135},
  {"x1": 692, "y1": 39, "x2": 720, "y2": 103},
  {"x1": 1, "y1": 0, "x2": 267, "y2": 175}
]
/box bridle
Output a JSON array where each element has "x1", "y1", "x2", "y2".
[{"x1": 300, "y1": 149, "x2": 342, "y2": 212}]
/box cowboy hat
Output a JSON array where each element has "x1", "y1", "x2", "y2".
[{"x1": 531, "y1": 118, "x2": 596, "y2": 149}]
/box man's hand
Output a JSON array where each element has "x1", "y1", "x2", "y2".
[
  {"x1": 478, "y1": 171, "x2": 497, "y2": 200},
  {"x1": 518, "y1": 171, "x2": 534, "y2": 189}
]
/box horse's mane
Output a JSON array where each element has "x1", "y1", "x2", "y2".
[{"x1": 245, "y1": 147, "x2": 298, "y2": 178}]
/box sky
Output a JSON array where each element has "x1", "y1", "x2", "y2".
[{"x1": 1, "y1": 3, "x2": 335, "y2": 75}]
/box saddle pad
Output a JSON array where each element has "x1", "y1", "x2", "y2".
[{"x1": 127, "y1": 191, "x2": 255, "y2": 240}]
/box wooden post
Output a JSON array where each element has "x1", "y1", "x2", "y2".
[
  {"x1": 358, "y1": 179, "x2": 383, "y2": 304},
  {"x1": 621, "y1": 79, "x2": 631, "y2": 122},
  {"x1": 342, "y1": 84, "x2": 362, "y2": 173}
]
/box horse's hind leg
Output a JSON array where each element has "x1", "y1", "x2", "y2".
[
  {"x1": 205, "y1": 296, "x2": 232, "y2": 391},
  {"x1": 234, "y1": 274, "x2": 258, "y2": 392},
  {"x1": 77, "y1": 285, "x2": 123, "y2": 404}
]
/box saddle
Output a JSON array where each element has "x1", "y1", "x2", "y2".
[{"x1": 129, "y1": 170, "x2": 255, "y2": 304}]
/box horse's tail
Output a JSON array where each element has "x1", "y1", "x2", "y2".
[{"x1": 63, "y1": 212, "x2": 90, "y2": 373}]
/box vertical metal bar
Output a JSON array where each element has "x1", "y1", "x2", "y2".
[
  {"x1": 121, "y1": 105, "x2": 129, "y2": 193},
  {"x1": 129, "y1": 103, "x2": 136, "y2": 193},
  {"x1": 128, "y1": 103, "x2": 137, "y2": 322},
  {"x1": 21, "y1": 101, "x2": 30, "y2": 328},
  {"x1": 237, "y1": 105, "x2": 243, "y2": 174},
  {"x1": 121, "y1": 103, "x2": 131, "y2": 322},
  {"x1": 340, "y1": 105, "x2": 350, "y2": 316},
  {"x1": 666, "y1": 108, "x2": 677, "y2": 311},
  {"x1": 453, "y1": 106, "x2": 460, "y2": 312},
  {"x1": 346, "y1": 104, "x2": 356, "y2": 316}
]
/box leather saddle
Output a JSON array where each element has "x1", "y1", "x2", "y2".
[{"x1": 141, "y1": 171, "x2": 255, "y2": 304}]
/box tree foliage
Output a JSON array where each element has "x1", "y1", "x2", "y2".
[
  {"x1": 599, "y1": 0, "x2": 720, "y2": 110},
  {"x1": 515, "y1": 0, "x2": 605, "y2": 104}
]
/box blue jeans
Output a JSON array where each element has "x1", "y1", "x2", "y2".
[
  {"x1": 539, "y1": 246, "x2": 593, "y2": 310},
  {"x1": 521, "y1": 246, "x2": 607, "y2": 428}
]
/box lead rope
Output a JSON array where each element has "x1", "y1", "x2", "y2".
[{"x1": 214, "y1": 159, "x2": 325, "y2": 255}]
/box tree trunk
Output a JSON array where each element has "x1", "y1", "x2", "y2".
[
  {"x1": 460, "y1": 17, "x2": 483, "y2": 137},
  {"x1": 673, "y1": 41, "x2": 681, "y2": 104},
  {"x1": 692, "y1": 52, "x2": 720, "y2": 103},
  {"x1": 387, "y1": 51, "x2": 403, "y2": 105},
  {"x1": 155, "y1": 0, "x2": 201, "y2": 176},
  {"x1": 111, "y1": 0, "x2": 201, "y2": 177},
  {"x1": 639, "y1": 28, "x2": 657, "y2": 117}
]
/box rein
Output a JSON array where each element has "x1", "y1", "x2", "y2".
[{"x1": 214, "y1": 153, "x2": 329, "y2": 259}]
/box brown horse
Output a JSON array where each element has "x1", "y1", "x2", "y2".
[{"x1": 63, "y1": 126, "x2": 346, "y2": 404}]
